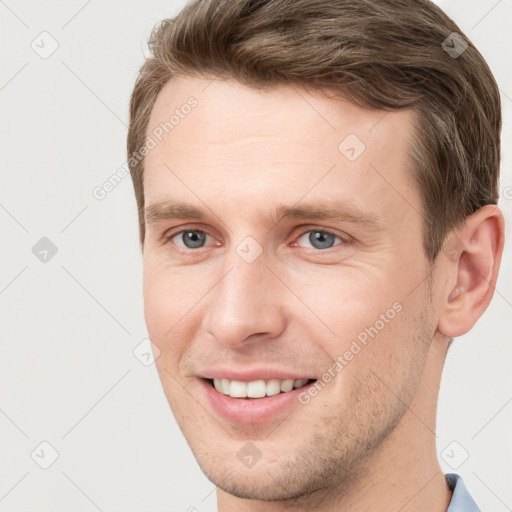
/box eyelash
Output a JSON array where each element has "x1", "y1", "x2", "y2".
[{"x1": 162, "y1": 226, "x2": 349, "y2": 253}]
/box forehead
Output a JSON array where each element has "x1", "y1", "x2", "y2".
[
  {"x1": 146, "y1": 75, "x2": 415, "y2": 147},
  {"x1": 143, "y1": 76, "x2": 420, "y2": 230}
]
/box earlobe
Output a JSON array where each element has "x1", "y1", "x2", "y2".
[{"x1": 437, "y1": 205, "x2": 504, "y2": 338}]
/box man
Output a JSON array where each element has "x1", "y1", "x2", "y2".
[{"x1": 127, "y1": 1, "x2": 504, "y2": 510}]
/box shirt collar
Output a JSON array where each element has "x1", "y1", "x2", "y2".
[{"x1": 445, "y1": 473, "x2": 481, "y2": 512}]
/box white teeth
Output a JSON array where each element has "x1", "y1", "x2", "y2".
[
  {"x1": 229, "y1": 380, "x2": 247, "y2": 398},
  {"x1": 280, "y1": 379, "x2": 294, "y2": 392},
  {"x1": 266, "y1": 379, "x2": 281, "y2": 396},
  {"x1": 212, "y1": 377, "x2": 311, "y2": 398},
  {"x1": 220, "y1": 378, "x2": 230, "y2": 394},
  {"x1": 247, "y1": 380, "x2": 266, "y2": 398}
]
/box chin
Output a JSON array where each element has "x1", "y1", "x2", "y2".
[
  {"x1": 190, "y1": 439, "x2": 337, "y2": 502},
  {"x1": 202, "y1": 464, "x2": 315, "y2": 501}
]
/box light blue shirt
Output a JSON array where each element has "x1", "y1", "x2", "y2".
[{"x1": 446, "y1": 473, "x2": 481, "y2": 512}]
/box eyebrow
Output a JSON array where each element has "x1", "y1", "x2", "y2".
[{"x1": 144, "y1": 199, "x2": 384, "y2": 231}]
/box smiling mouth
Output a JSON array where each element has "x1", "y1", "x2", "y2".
[{"x1": 206, "y1": 377, "x2": 316, "y2": 399}]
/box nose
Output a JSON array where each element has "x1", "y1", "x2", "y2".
[{"x1": 202, "y1": 252, "x2": 286, "y2": 349}]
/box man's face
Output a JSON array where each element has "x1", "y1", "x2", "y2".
[{"x1": 142, "y1": 76, "x2": 438, "y2": 500}]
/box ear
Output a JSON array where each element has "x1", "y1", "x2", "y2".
[{"x1": 437, "y1": 205, "x2": 505, "y2": 338}]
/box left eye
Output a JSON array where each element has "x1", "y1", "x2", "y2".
[{"x1": 296, "y1": 230, "x2": 343, "y2": 250}]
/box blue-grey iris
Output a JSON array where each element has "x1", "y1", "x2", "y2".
[
  {"x1": 182, "y1": 231, "x2": 206, "y2": 248},
  {"x1": 309, "y1": 231, "x2": 336, "y2": 250}
]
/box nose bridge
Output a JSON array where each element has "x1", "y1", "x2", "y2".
[{"x1": 203, "y1": 246, "x2": 285, "y2": 347}]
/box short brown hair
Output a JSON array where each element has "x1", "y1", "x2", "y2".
[{"x1": 127, "y1": 0, "x2": 501, "y2": 260}]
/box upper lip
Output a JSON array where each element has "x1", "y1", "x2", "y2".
[{"x1": 197, "y1": 368, "x2": 316, "y2": 382}]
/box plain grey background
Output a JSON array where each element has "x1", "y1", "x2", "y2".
[{"x1": 1, "y1": 1, "x2": 511, "y2": 510}]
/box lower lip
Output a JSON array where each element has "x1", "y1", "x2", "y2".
[{"x1": 199, "y1": 378, "x2": 314, "y2": 424}]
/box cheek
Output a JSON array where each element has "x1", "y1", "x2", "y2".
[
  {"x1": 143, "y1": 260, "x2": 185, "y2": 354},
  {"x1": 291, "y1": 265, "x2": 425, "y2": 371},
  {"x1": 142, "y1": 265, "x2": 168, "y2": 340},
  {"x1": 292, "y1": 270, "x2": 396, "y2": 336},
  {"x1": 143, "y1": 258, "x2": 212, "y2": 370}
]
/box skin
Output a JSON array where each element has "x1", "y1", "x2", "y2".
[{"x1": 141, "y1": 75, "x2": 504, "y2": 511}]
